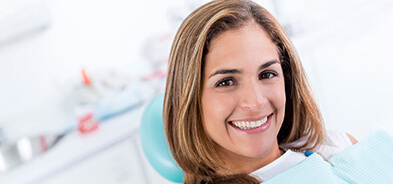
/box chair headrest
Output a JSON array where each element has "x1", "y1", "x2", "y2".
[{"x1": 140, "y1": 93, "x2": 184, "y2": 183}]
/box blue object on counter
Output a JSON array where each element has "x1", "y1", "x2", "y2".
[{"x1": 140, "y1": 93, "x2": 184, "y2": 183}]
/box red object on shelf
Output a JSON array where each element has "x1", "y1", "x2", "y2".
[
  {"x1": 141, "y1": 71, "x2": 166, "y2": 81},
  {"x1": 81, "y1": 68, "x2": 91, "y2": 86},
  {"x1": 40, "y1": 136, "x2": 47, "y2": 151},
  {"x1": 78, "y1": 112, "x2": 99, "y2": 134}
]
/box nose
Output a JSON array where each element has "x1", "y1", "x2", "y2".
[{"x1": 239, "y1": 81, "x2": 266, "y2": 111}]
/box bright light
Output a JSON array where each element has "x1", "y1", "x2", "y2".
[
  {"x1": 17, "y1": 138, "x2": 33, "y2": 161},
  {"x1": 0, "y1": 152, "x2": 7, "y2": 172}
]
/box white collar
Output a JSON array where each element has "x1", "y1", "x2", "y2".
[{"x1": 250, "y1": 150, "x2": 306, "y2": 181}]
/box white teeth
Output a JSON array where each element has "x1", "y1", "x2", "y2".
[{"x1": 231, "y1": 116, "x2": 268, "y2": 130}]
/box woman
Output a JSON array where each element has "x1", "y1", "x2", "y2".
[{"x1": 163, "y1": 0, "x2": 357, "y2": 183}]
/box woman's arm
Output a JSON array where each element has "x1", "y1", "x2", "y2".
[{"x1": 346, "y1": 133, "x2": 358, "y2": 144}]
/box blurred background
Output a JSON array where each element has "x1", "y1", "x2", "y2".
[{"x1": 0, "y1": 0, "x2": 392, "y2": 183}]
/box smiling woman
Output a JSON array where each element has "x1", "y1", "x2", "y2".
[
  {"x1": 163, "y1": 0, "x2": 355, "y2": 183},
  {"x1": 201, "y1": 23, "x2": 286, "y2": 174}
]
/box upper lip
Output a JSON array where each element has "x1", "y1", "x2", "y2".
[{"x1": 229, "y1": 113, "x2": 271, "y2": 123}]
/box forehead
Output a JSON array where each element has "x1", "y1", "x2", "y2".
[{"x1": 204, "y1": 22, "x2": 279, "y2": 71}]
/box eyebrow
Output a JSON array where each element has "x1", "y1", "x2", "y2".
[{"x1": 208, "y1": 60, "x2": 280, "y2": 79}]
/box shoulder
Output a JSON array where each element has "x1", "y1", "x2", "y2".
[
  {"x1": 281, "y1": 129, "x2": 353, "y2": 147},
  {"x1": 325, "y1": 129, "x2": 355, "y2": 147},
  {"x1": 346, "y1": 133, "x2": 358, "y2": 144},
  {"x1": 281, "y1": 129, "x2": 355, "y2": 158},
  {"x1": 316, "y1": 129, "x2": 355, "y2": 158}
]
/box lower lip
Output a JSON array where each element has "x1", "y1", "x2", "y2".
[{"x1": 229, "y1": 115, "x2": 272, "y2": 135}]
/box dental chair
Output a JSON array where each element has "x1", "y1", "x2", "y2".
[{"x1": 140, "y1": 93, "x2": 184, "y2": 183}]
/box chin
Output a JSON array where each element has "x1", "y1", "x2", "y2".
[{"x1": 239, "y1": 146, "x2": 273, "y2": 159}]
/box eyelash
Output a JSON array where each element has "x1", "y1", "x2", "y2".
[
  {"x1": 215, "y1": 77, "x2": 236, "y2": 87},
  {"x1": 259, "y1": 71, "x2": 278, "y2": 80},
  {"x1": 214, "y1": 71, "x2": 278, "y2": 87}
]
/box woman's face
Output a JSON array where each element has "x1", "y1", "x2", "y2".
[{"x1": 201, "y1": 22, "x2": 286, "y2": 170}]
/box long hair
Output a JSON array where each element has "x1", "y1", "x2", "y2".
[{"x1": 163, "y1": 0, "x2": 325, "y2": 183}]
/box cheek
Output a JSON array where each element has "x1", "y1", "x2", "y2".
[
  {"x1": 277, "y1": 85, "x2": 286, "y2": 108},
  {"x1": 201, "y1": 91, "x2": 236, "y2": 134},
  {"x1": 268, "y1": 78, "x2": 286, "y2": 118},
  {"x1": 275, "y1": 80, "x2": 287, "y2": 119}
]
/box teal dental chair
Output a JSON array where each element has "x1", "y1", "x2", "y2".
[{"x1": 140, "y1": 94, "x2": 184, "y2": 183}]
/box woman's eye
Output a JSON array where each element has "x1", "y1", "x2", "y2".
[
  {"x1": 215, "y1": 79, "x2": 235, "y2": 87},
  {"x1": 259, "y1": 71, "x2": 277, "y2": 80}
]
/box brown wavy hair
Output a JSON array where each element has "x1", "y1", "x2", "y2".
[{"x1": 163, "y1": 0, "x2": 325, "y2": 183}]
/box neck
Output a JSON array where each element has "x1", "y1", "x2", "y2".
[{"x1": 217, "y1": 144, "x2": 283, "y2": 174}]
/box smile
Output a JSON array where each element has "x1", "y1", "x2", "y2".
[{"x1": 230, "y1": 116, "x2": 269, "y2": 130}]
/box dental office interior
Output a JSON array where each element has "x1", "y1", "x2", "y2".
[{"x1": 1, "y1": 0, "x2": 393, "y2": 183}]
